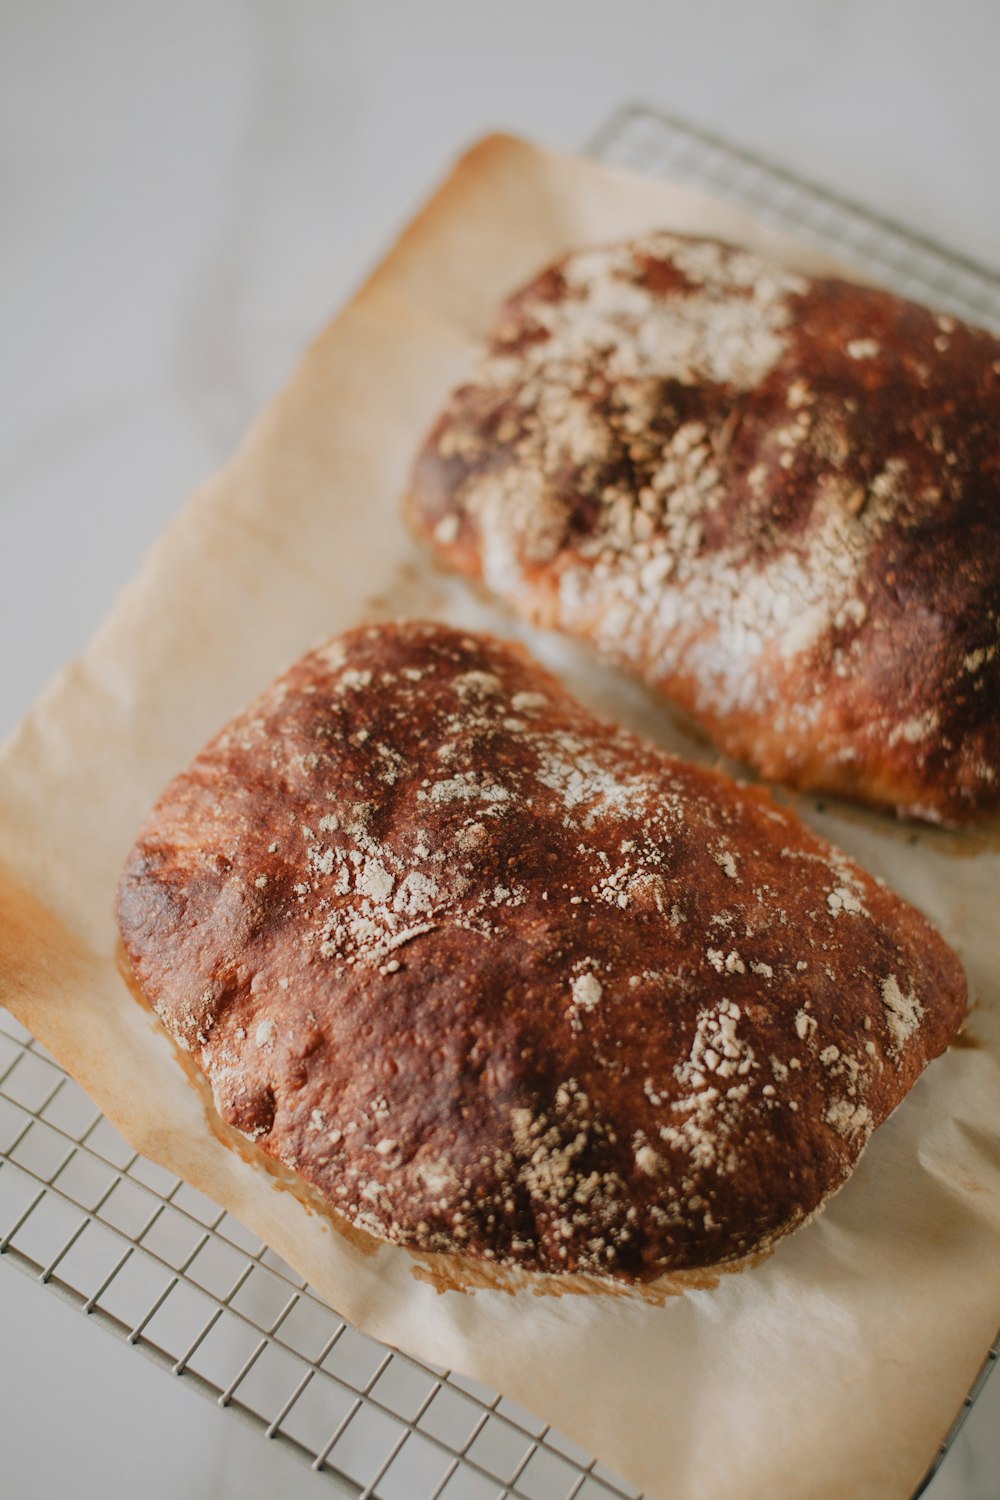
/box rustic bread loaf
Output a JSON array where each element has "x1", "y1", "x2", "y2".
[
  {"x1": 404, "y1": 233, "x2": 1000, "y2": 824},
  {"x1": 117, "y1": 622, "x2": 966, "y2": 1283}
]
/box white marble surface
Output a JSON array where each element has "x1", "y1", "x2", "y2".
[{"x1": 1, "y1": 3, "x2": 998, "y2": 1496}]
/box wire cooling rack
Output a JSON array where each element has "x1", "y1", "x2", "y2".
[
  {"x1": 592, "y1": 105, "x2": 1000, "y2": 332},
  {"x1": 2, "y1": 106, "x2": 999, "y2": 1500},
  {"x1": 0, "y1": 1007, "x2": 639, "y2": 1500}
]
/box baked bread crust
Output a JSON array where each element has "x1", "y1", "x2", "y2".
[
  {"x1": 118, "y1": 622, "x2": 966, "y2": 1282},
  {"x1": 404, "y1": 233, "x2": 1000, "y2": 824}
]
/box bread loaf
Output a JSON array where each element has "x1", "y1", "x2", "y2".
[
  {"x1": 118, "y1": 622, "x2": 966, "y2": 1282},
  {"x1": 405, "y1": 233, "x2": 1000, "y2": 824}
]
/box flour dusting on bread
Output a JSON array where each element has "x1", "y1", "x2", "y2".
[
  {"x1": 407, "y1": 232, "x2": 1000, "y2": 823},
  {"x1": 118, "y1": 622, "x2": 967, "y2": 1282}
]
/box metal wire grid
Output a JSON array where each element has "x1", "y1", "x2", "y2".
[
  {"x1": 1, "y1": 106, "x2": 998, "y2": 1500},
  {"x1": 0, "y1": 1008, "x2": 641, "y2": 1500},
  {"x1": 591, "y1": 105, "x2": 1000, "y2": 333}
]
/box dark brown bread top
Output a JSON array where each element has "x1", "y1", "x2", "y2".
[
  {"x1": 405, "y1": 233, "x2": 1000, "y2": 824},
  {"x1": 118, "y1": 622, "x2": 967, "y2": 1282}
]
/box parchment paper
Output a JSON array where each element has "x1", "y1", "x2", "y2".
[{"x1": 1, "y1": 134, "x2": 998, "y2": 1500}]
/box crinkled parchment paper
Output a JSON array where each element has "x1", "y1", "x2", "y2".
[{"x1": 1, "y1": 135, "x2": 997, "y2": 1500}]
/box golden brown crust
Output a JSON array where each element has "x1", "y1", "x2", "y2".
[
  {"x1": 404, "y1": 232, "x2": 1000, "y2": 824},
  {"x1": 117, "y1": 622, "x2": 966, "y2": 1283}
]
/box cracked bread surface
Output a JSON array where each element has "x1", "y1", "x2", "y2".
[
  {"x1": 405, "y1": 232, "x2": 1000, "y2": 824},
  {"x1": 118, "y1": 621, "x2": 967, "y2": 1282}
]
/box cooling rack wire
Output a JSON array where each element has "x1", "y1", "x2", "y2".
[{"x1": 2, "y1": 105, "x2": 997, "y2": 1500}]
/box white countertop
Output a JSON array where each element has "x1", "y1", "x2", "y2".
[{"x1": 2, "y1": 3, "x2": 997, "y2": 1496}]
